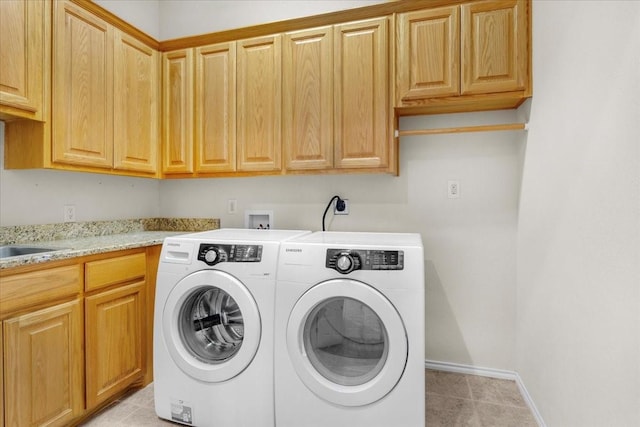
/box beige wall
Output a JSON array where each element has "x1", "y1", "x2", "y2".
[{"x1": 516, "y1": 1, "x2": 640, "y2": 426}]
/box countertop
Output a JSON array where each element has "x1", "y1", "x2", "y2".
[
  {"x1": 0, "y1": 218, "x2": 220, "y2": 270},
  {"x1": 0, "y1": 231, "x2": 183, "y2": 270}
]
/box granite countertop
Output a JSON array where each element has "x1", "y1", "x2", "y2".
[{"x1": 0, "y1": 218, "x2": 220, "y2": 270}]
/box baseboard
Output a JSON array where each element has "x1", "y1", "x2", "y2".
[{"x1": 425, "y1": 359, "x2": 547, "y2": 427}]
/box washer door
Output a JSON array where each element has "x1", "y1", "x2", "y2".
[
  {"x1": 287, "y1": 279, "x2": 407, "y2": 406},
  {"x1": 163, "y1": 270, "x2": 261, "y2": 382}
]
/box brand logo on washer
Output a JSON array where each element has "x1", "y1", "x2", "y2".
[{"x1": 285, "y1": 248, "x2": 303, "y2": 253}]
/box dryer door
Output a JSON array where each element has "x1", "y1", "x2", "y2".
[
  {"x1": 286, "y1": 279, "x2": 407, "y2": 406},
  {"x1": 163, "y1": 270, "x2": 261, "y2": 382}
]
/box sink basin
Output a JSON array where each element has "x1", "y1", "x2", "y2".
[{"x1": 0, "y1": 245, "x2": 67, "y2": 259}]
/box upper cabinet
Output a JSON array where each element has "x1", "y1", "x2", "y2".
[
  {"x1": 396, "y1": 0, "x2": 530, "y2": 114},
  {"x1": 162, "y1": 42, "x2": 238, "y2": 177},
  {"x1": 52, "y1": 1, "x2": 114, "y2": 168},
  {"x1": 52, "y1": 1, "x2": 159, "y2": 173},
  {"x1": 396, "y1": 6, "x2": 460, "y2": 100},
  {"x1": 282, "y1": 26, "x2": 334, "y2": 171},
  {"x1": 4, "y1": 0, "x2": 160, "y2": 177},
  {"x1": 282, "y1": 18, "x2": 392, "y2": 174},
  {"x1": 113, "y1": 30, "x2": 160, "y2": 174},
  {"x1": 237, "y1": 35, "x2": 282, "y2": 172},
  {"x1": 460, "y1": 0, "x2": 527, "y2": 95},
  {"x1": 0, "y1": 0, "x2": 49, "y2": 121},
  {"x1": 334, "y1": 18, "x2": 390, "y2": 170},
  {"x1": 194, "y1": 42, "x2": 237, "y2": 173},
  {"x1": 3, "y1": 0, "x2": 531, "y2": 179}
]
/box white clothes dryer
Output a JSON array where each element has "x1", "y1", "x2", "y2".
[
  {"x1": 275, "y1": 232, "x2": 425, "y2": 427},
  {"x1": 154, "y1": 228, "x2": 310, "y2": 427}
]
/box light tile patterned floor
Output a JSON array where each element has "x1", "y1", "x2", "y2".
[
  {"x1": 425, "y1": 370, "x2": 538, "y2": 426},
  {"x1": 81, "y1": 369, "x2": 538, "y2": 426}
]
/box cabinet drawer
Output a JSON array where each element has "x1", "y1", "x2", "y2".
[
  {"x1": 0, "y1": 264, "x2": 82, "y2": 317},
  {"x1": 85, "y1": 252, "x2": 146, "y2": 292}
]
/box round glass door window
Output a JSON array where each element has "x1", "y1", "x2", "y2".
[
  {"x1": 304, "y1": 297, "x2": 389, "y2": 386},
  {"x1": 179, "y1": 286, "x2": 244, "y2": 364},
  {"x1": 163, "y1": 269, "x2": 261, "y2": 382},
  {"x1": 286, "y1": 279, "x2": 407, "y2": 406}
]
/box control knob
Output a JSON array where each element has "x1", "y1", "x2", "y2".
[
  {"x1": 202, "y1": 247, "x2": 226, "y2": 265},
  {"x1": 335, "y1": 252, "x2": 359, "y2": 274},
  {"x1": 204, "y1": 249, "x2": 218, "y2": 264}
]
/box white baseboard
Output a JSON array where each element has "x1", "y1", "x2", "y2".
[{"x1": 425, "y1": 359, "x2": 547, "y2": 427}]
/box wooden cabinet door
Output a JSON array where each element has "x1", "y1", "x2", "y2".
[
  {"x1": 162, "y1": 49, "x2": 194, "y2": 174},
  {"x1": 334, "y1": 18, "x2": 389, "y2": 169},
  {"x1": 283, "y1": 26, "x2": 333, "y2": 171},
  {"x1": 0, "y1": 0, "x2": 49, "y2": 121},
  {"x1": 195, "y1": 42, "x2": 237, "y2": 173},
  {"x1": 396, "y1": 6, "x2": 460, "y2": 102},
  {"x1": 113, "y1": 30, "x2": 159, "y2": 174},
  {"x1": 85, "y1": 282, "x2": 145, "y2": 409},
  {"x1": 52, "y1": 0, "x2": 113, "y2": 168},
  {"x1": 237, "y1": 35, "x2": 282, "y2": 172},
  {"x1": 461, "y1": 0, "x2": 527, "y2": 95},
  {"x1": 3, "y1": 299, "x2": 84, "y2": 427}
]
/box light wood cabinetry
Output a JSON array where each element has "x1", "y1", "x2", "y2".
[
  {"x1": 162, "y1": 42, "x2": 237, "y2": 176},
  {"x1": 114, "y1": 30, "x2": 160, "y2": 174},
  {"x1": 4, "y1": 0, "x2": 160, "y2": 177},
  {"x1": 162, "y1": 49, "x2": 194, "y2": 174},
  {"x1": 396, "y1": 6, "x2": 460, "y2": 100},
  {"x1": 334, "y1": 17, "x2": 390, "y2": 170},
  {"x1": 85, "y1": 283, "x2": 145, "y2": 409},
  {"x1": 283, "y1": 26, "x2": 334, "y2": 171},
  {"x1": 4, "y1": 299, "x2": 84, "y2": 427},
  {"x1": 144, "y1": 245, "x2": 162, "y2": 385},
  {"x1": 84, "y1": 252, "x2": 146, "y2": 410},
  {"x1": 1, "y1": 263, "x2": 84, "y2": 427},
  {"x1": 53, "y1": 0, "x2": 114, "y2": 168},
  {"x1": 0, "y1": 246, "x2": 159, "y2": 425},
  {"x1": 283, "y1": 18, "x2": 392, "y2": 173},
  {"x1": 396, "y1": 0, "x2": 530, "y2": 114},
  {"x1": 2, "y1": 0, "x2": 531, "y2": 179},
  {"x1": 461, "y1": 0, "x2": 527, "y2": 95},
  {"x1": 195, "y1": 42, "x2": 237, "y2": 173},
  {"x1": 237, "y1": 35, "x2": 282, "y2": 172},
  {"x1": 0, "y1": 0, "x2": 49, "y2": 121}
]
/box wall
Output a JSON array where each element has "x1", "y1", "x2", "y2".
[
  {"x1": 94, "y1": 0, "x2": 160, "y2": 39},
  {"x1": 95, "y1": 0, "x2": 391, "y2": 40},
  {"x1": 516, "y1": 1, "x2": 640, "y2": 426},
  {"x1": 160, "y1": 110, "x2": 525, "y2": 370},
  {"x1": 0, "y1": 122, "x2": 161, "y2": 225},
  {"x1": 156, "y1": 1, "x2": 391, "y2": 40}
]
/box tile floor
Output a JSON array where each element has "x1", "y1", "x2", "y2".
[{"x1": 80, "y1": 369, "x2": 538, "y2": 426}]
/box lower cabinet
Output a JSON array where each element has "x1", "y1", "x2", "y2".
[
  {"x1": 85, "y1": 282, "x2": 145, "y2": 409},
  {"x1": 84, "y1": 251, "x2": 147, "y2": 411},
  {"x1": 3, "y1": 299, "x2": 84, "y2": 427},
  {"x1": 0, "y1": 245, "x2": 160, "y2": 425}
]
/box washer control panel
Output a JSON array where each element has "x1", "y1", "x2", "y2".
[
  {"x1": 198, "y1": 244, "x2": 262, "y2": 266},
  {"x1": 326, "y1": 249, "x2": 404, "y2": 274}
]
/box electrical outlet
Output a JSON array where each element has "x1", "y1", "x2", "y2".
[
  {"x1": 228, "y1": 199, "x2": 237, "y2": 214},
  {"x1": 63, "y1": 205, "x2": 76, "y2": 222},
  {"x1": 447, "y1": 181, "x2": 460, "y2": 199},
  {"x1": 334, "y1": 199, "x2": 349, "y2": 215}
]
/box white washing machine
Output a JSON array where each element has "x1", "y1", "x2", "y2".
[
  {"x1": 154, "y1": 228, "x2": 310, "y2": 427},
  {"x1": 275, "y1": 232, "x2": 425, "y2": 427}
]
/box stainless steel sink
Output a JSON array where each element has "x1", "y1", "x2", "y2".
[{"x1": 0, "y1": 245, "x2": 67, "y2": 259}]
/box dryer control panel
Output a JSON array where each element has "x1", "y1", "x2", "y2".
[
  {"x1": 326, "y1": 249, "x2": 404, "y2": 274},
  {"x1": 198, "y1": 244, "x2": 262, "y2": 266}
]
